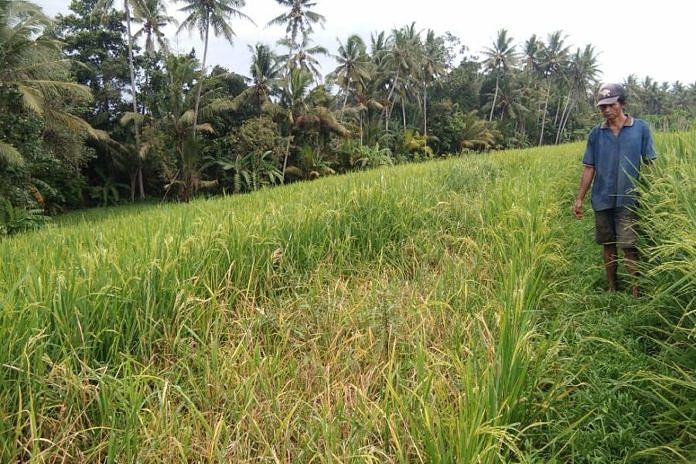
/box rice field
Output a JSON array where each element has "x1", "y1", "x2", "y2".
[{"x1": 0, "y1": 133, "x2": 694, "y2": 462}]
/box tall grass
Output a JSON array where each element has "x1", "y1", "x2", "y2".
[
  {"x1": 0, "y1": 134, "x2": 693, "y2": 462},
  {"x1": 517, "y1": 131, "x2": 696, "y2": 463},
  {"x1": 628, "y1": 131, "x2": 696, "y2": 461}
]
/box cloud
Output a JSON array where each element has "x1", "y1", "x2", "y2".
[{"x1": 36, "y1": 0, "x2": 696, "y2": 84}]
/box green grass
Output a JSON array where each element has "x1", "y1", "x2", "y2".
[{"x1": 0, "y1": 135, "x2": 694, "y2": 462}]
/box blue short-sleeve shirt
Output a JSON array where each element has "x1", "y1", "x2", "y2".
[{"x1": 582, "y1": 116, "x2": 656, "y2": 211}]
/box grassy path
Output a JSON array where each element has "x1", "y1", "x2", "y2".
[{"x1": 528, "y1": 133, "x2": 696, "y2": 463}]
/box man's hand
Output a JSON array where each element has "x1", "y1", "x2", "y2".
[{"x1": 573, "y1": 166, "x2": 594, "y2": 220}]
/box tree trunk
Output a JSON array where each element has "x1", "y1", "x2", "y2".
[
  {"x1": 555, "y1": 90, "x2": 572, "y2": 144},
  {"x1": 489, "y1": 75, "x2": 499, "y2": 121},
  {"x1": 193, "y1": 17, "x2": 210, "y2": 139},
  {"x1": 124, "y1": 0, "x2": 144, "y2": 200},
  {"x1": 401, "y1": 97, "x2": 406, "y2": 129},
  {"x1": 553, "y1": 94, "x2": 562, "y2": 127},
  {"x1": 538, "y1": 81, "x2": 551, "y2": 146},
  {"x1": 341, "y1": 89, "x2": 349, "y2": 116},
  {"x1": 558, "y1": 91, "x2": 579, "y2": 144},
  {"x1": 423, "y1": 84, "x2": 428, "y2": 138},
  {"x1": 385, "y1": 68, "x2": 400, "y2": 132},
  {"x1": 520, "y1": 117, "x2": 526, "y2": 140},
  {"x1": 137, "y1": 161, "x2": 144, "y2": 198},
  {"x1": 360, "y1": 112, "x2": 363, "y2": 147},
  {"x1": 130, "y1": 171, "x2": 136, "y2": 203},
  {"x1": 282, "y1": 133, "x2": 292, "y2": 180}
]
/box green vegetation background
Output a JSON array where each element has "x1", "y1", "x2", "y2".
[{"x1": 3, "y1": 0, "x2": 696, "y2": 224}]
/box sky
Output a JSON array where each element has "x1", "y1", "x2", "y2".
[{"x1": 35, "y1": 0, "x2": 696, "y2": 86}]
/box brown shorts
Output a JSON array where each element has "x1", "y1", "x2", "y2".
[{"x1": 594, "y1": 208, "x2": 638, "y2": 248}]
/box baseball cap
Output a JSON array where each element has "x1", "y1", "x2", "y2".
[{"x1": 596, "y1": 83, "x2": 625, "y2": 106}]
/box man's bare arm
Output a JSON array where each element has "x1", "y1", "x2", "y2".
[{"x1": 572, "y1": 165, "x2": 595, "y2": 219}]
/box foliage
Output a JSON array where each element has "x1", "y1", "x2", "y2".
[
  {"x1": 0, "y1": 198, "x2": 49, "y2": 236},
  {"x1": 205, "y1": 116, "x2": 287, "y2": 192},
  {"x1": 134, "y1": 53, "x2": 224, "y2": 201},
  {"x1": 225, "y1": 115, "x2": 287, "y2": 162},
  {"x1": 285, "y1": 144, "x2": 336, "y2": 180},
  {"x1": 29, "y1": 146, "x2": 91, "y2": 212},
  {"x1": 54, "y1": 0, "x2": 131, "y2": 128},
  {"x1": 429, "y1": 104, "x2": 499, "y2": 153},
  {"x1": 398, "y1": 128, "x2": 434, "y2": 160},
  {"x1": 631, "y1": 133, "x2": 696, "y2": 460},
  {"x1": 2, "y1": 0, "x2": 696, "y2": 215},
  {"x1": 353, "y1": 142, "x2": 394, "y2": 169},
  {"x1": 0, "y1": 87, "x2": 88, "y2": 211},
  {"x1": 268, "y1": 0, "x2": 326, "y2": 50},
  {"x1": 0, "y1": 0, "x2": 101, "y2": 212},
  {"x1": 175, "y1": 0, "x2": 253, "y2": 138},
  {"x1": 208, "y1": 150, "x2": 283, "y2": 193},
  {"x1": 88, "y1": 167, "x2": 129, "y2": 206}
]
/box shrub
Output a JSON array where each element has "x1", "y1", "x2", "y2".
[{"x1": 0, "y1": 198, "x2": 49, "y2": 237}]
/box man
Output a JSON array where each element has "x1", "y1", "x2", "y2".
[{"x1": 572, "y1": 83, "x2": 656, "y2": 297}]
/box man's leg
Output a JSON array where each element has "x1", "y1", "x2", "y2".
[
  {"x1": 617, "y1": 208, "x2": 640, "y2": 297},
  {"x1": 595, "y1": 210, "x2": 618, "y2": 292},
  {"x1": 603, "y1": 244, "x2": 618, "y2": 292},
  {"x1": 623, "y1": 247, "x2": 640, "y2": 297}
]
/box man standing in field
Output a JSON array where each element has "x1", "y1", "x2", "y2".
[{"x1": 572, "y1": 83, "x2": 656, "y2": 296}]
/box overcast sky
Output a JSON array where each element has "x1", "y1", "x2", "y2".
[{"x1": 36, "y1": 0, "x2": 696, "y2": 86}]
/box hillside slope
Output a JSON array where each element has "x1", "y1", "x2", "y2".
[{"x1": 0, "y1": 136, "x2": 693, "y2": 462}]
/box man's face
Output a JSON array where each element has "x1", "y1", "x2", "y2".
[{"x1": 599, "y1": 102, "x2": 624, "y2": 122}]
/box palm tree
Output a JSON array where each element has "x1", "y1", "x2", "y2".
[
  {"x1": 420, "y1": 30, "x2": 447, "y2": 137},
  {"x1": 176, "y1": 0, "x2": 253, "y2": 138},
  {"x1": 243, "y1": 43, "x2": 283, "y2": 109},
  {"x1": 277, "y1": 31, "x2": 328, "y2": 82},
  {"x1": 517, "y1": 34, "x2": 545, "y2": 139},
  {"x1": 328, "y1": 35, "x2": 380, "y2": 145},
  {"x1": 555, "y1": 44, "x2": 599, "y2": 143},
  {"x1": 522, "y1": 34, "x2": 542, "y2": 76},
  {"x1": 328, "y1": 34, "x2": 371, "y2": 114},
  {"x1": 369, "y1": 30, "x2": 389, "y2": 62},
  {"x1": 278, "y1": 68, "x2": 349, "y2": 178},
  {"x1": 95, "y1": 0, "x2": 146, "y2": 198},
  {"x1": 267, "y1": 0, "x2": 325, "y2": 52},
  {"x1": 393, "y1": 23, "x2": 421, "y2": 129},
  {"x1": 279, "y1": 67, "x2": 313, "y2": 175},
  {"x1": 623, "y1": 74, "x2": 644, "y2": 114},
  {"x1": 132, "y1": 0, "x2": 176, "y2": 56},
  {"x1": 0, "y1": 0, "x2": 102, "y2": 165},
  {"x1": 365, "y1": 30, "x2": 389, "y2": 108},
  {"x1": 537, "y1": 30, "x2": 569, "y2": 145},
  {"x1": 482, "y1": 29, "x2": 517, "y2": 121},
  {"x1": 640, "y1": 76, "x2": 662, "y2": 114},
  {"x1": 222, "y1": 42, "x2": 283, "y2": 114},
  {"x1": 125, "y1": 54, "x2": 222, "y2": 201},
  {"x1": 495, "y1": 77, "x2": 530, "y2": 126},
  {"x1": 457, "y1": 111, "x2": 499, "y2": 152},
  {"x1": 381, "y1": 24, "x2": 419, "y2": 131}
]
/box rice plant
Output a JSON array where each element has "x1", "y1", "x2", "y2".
[{"x1": 0, "y1": 134, "x2": 693, "y2": 462}]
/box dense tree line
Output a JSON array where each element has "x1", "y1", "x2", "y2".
[{"x1": 1, "y1": 0, "x2": 695, "y2": 234}]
